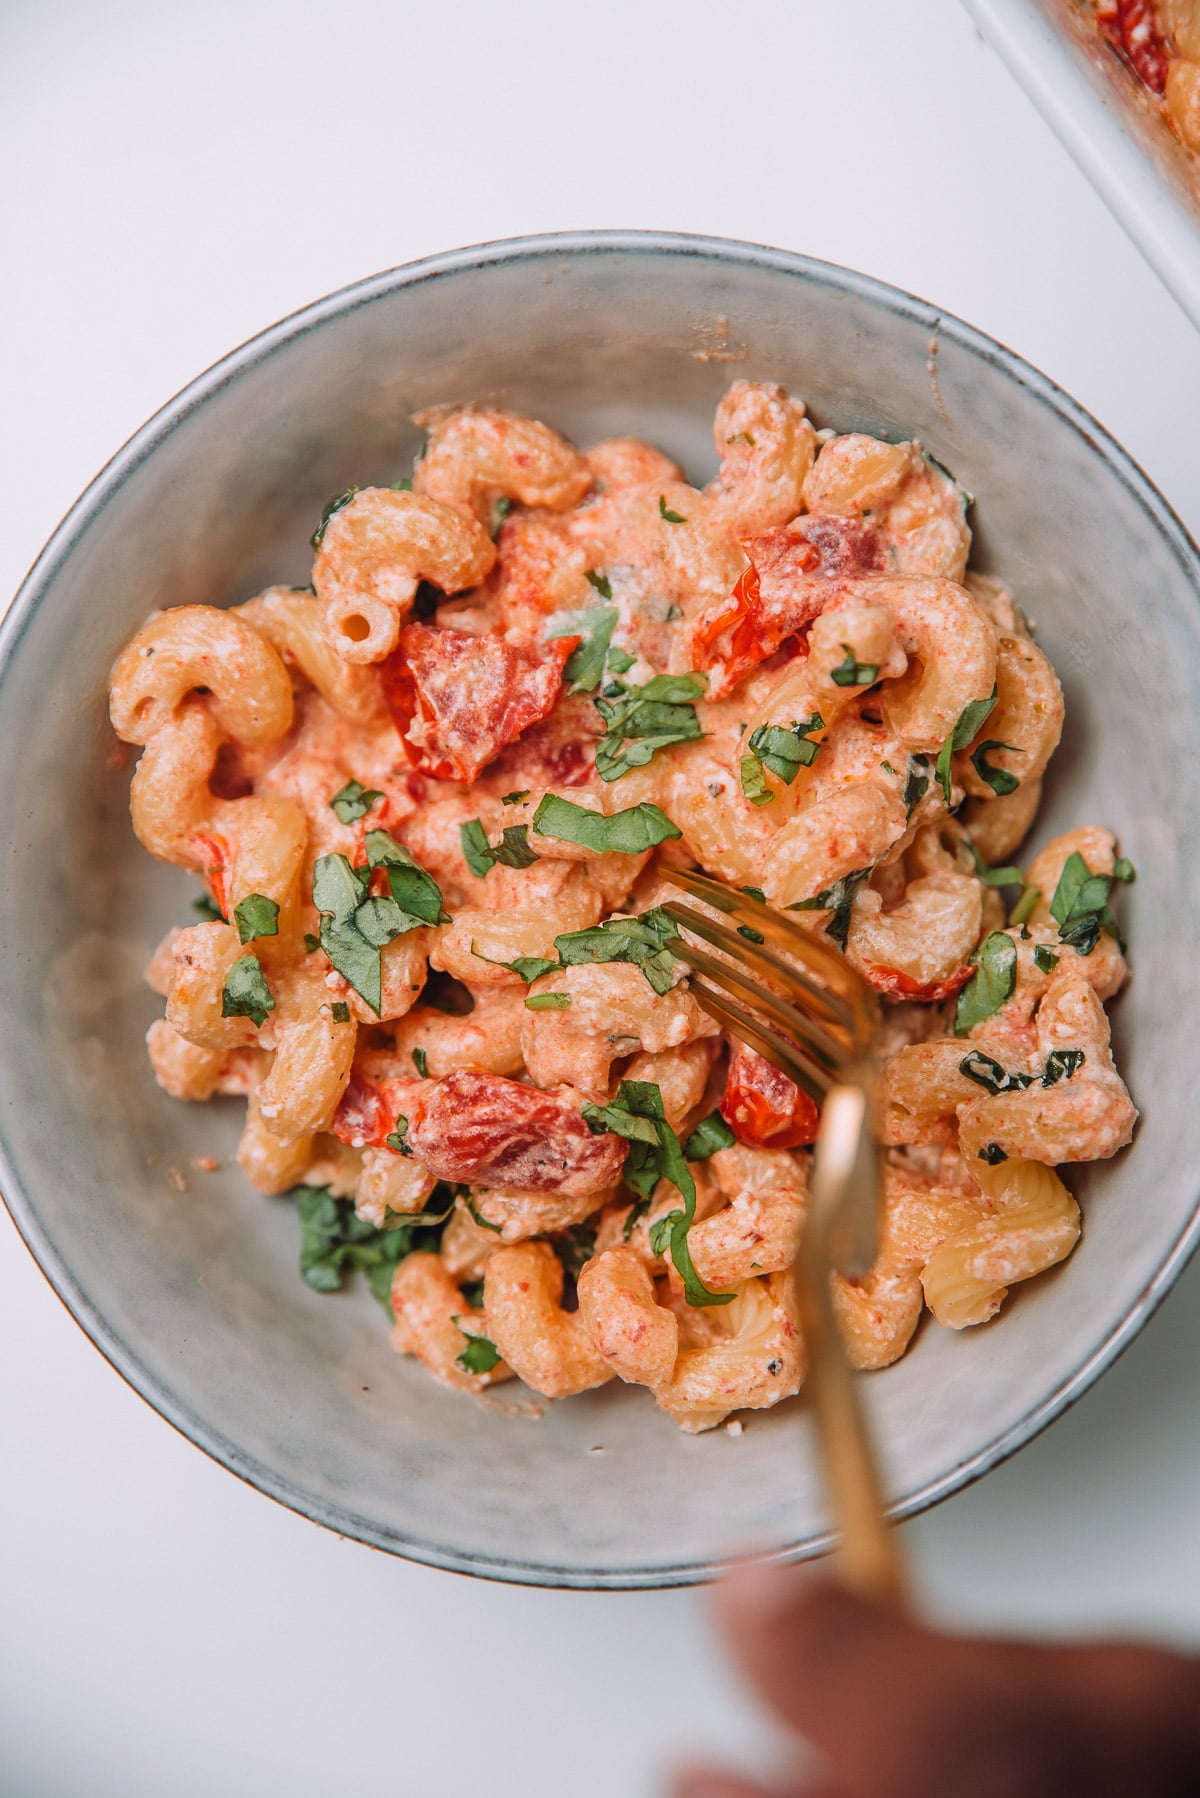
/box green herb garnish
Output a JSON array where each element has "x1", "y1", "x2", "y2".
[
  {"x1": 903, "y1": 755, "x2": 932, "y2": 814},
  {"x1": 958, "y1": 1050, "x2": 1036, "y2": 1095},
  {"x1": 683, "y1": 1110, "x2": 736, "y2": 1160},
  {"x1": 740, "y1": 713, "x2": 824, "y2": 805},
  {"x1": 1009, "y1": 885, "x2": 1042, "y2": 928},
  {"x1": 830, "y1": 645, "x2": 880, "y2": 688},
  {"x1": 954, "y1": 931, "x2": 1017, "y2": 1036},
  {"x1": 459, "y1": 820, "x2": 541, "y2": 877},
  {"x1": 585, "y1": 569, "x2": 613, "y2": 600},
  {"x1": 221, "y1": 954, "x2": 275, "y2": 1028},
  {"x1": 501, "y1": 790, "x2": 529, "y2": 806},
  {"x1": 385, "y1": 1116, "x2": 412, "y2": 1156},
  {"x1": 303, "y1": 933, "x2": 320, "y2": 955},
  {"x1": 1049, "y1": 851, "x2": 1131, "y2": 956},
  {"x1": 978, "y1": 1144, "x2": 1008, "y2": 1165},
  {"x1": 554, "y1": 908, "x2": 680, "y2": 995},
  {"x1": 659, "y1": 496, "x2": 687, "y2": 524},
  {"x1": 469, "y1": 945, "x2": 560, "y2": 984},
  {"x1": 788, "y1": 869, "x2": 870, "y2": 951},
  {"x1": 581, "y1": 1080, "x2": 731, "y2": 1308},
  {"x1": 310, "y1": 486, "x2": 359, "y2": 551},
  {"x1": 192, "y1": 893, "x2": 226, "y2": 923},
  {"x1": 1042, "y1": 1048, "x2": 1085, "y2": 1087},
  {"x1": 532, "y1": 793, "x2": 681, "y2": 855},
  {"x1": 411, "y1": 1047, "x2": 429, "y2": 1078},
  {"x1": 455, "y1": 1328, "x2": 501, "y2": 1375},
  {"x1": 1033, "y1": 944, "x2": 1059, "y2": 974},
  {"x1": 233, "y1": 892, "x2": 280, "y2": 945},
  {"x1": 594, "y1": 671, "x2": 706, "y2": 781},
  {"x1": 330, "y1": 778, "x2": 384, "y2": 824},
  {"x1": 331, "y1": 1001, "x2": 351, "y2": 1023},
  {"x1": 465, "y1": 1192, "x2": 501, "y2": 1234},
  {"x1": 525, "y1": 991, "x2": 571, "y2": 1010},
  {"x1": 293, "y1": 1183, "x2": 448, "y2": 1311},
  {"x1": 969, "y1": 740, "x2": 1020, "y2": 797},
  {"x1": 365, "y1": 829, "x2": 451, "y2": 924},
  {"x1": 313, "y1": 847, "x2": 437, "y2": 1016},
  {"x1": 935, "y1": 686, "x2": 999, "y2": 805},
  {"x1": 548, "y1": 604, "x2": 619, "y2": 694}
]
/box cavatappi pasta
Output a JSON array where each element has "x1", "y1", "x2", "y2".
[{"x1": 110, "y1": 382, "x2": 1137, "y2": 1433}]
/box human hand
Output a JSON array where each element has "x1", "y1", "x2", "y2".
[{"x1": 672, "y1": 1562, "x2": 1200, "y2": 1798}]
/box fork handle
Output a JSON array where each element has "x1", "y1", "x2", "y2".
[{"x1": 800, "y1": 1084, "x2": 909, "y2": 1611}]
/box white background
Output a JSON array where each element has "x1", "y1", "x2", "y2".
[{"x1": 2, "y1": 3, "x2": 1199, "y2": 1794}]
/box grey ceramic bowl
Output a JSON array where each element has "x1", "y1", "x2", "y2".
[{"x1": 4, "y1": 231, "x2": 1199, "y2": 1589}]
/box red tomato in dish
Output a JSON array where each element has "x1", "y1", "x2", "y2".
[
  {"x1": 689, "y1": 518, "x2": 884, "y2": 698},
  {"x1": 719, "y1": 1039, "x2": 820, "y2": 1150},
  {"x1": 858, "y1": 963, "x2": 973, "y2": 1003},
  {"x1": 381, "y1": 623, "x2": 578, "y2": 784},
  {"x1": 1097, "y1": 0, "x2": 1169, "y2": 94},
  {"x1": 332, "y1": 1072, "x2": 425, "y2": 1149},
  {"x1": 408, "y1": 1071, "x2": 626, "y2": 1195}
]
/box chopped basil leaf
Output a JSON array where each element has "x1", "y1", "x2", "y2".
[
  {"x1": 310, "y1": 486, "x2": 359, "y2": 551},
  {"x1": 727, "y1": 430, "x2": 756, "y2": 446},
  {"x1": 740, "y1": 753, "x2": 774, "y2": 807},
  {"x1": 459, "y1": 819, "x2": 540, "y2": 876},
  {"x1": 683, "y1": 1110, "x2": 736, "y2": 1160},
  {"x1": 1042, "y1": 1048, "x2": 1085, "y2": 1087},
  {"x1": 330, "y1": 778, "x2": 384, "y2": 824},
  {"x1": 554, "y1": 1224, "x2": 597, "y2": 1281},
  {"x1": 903, "y1": 756, "x2": 931, "y2": 814},
  {"x1": 364, "y1": 829, "x2": 450, "y2": 924},
  {"x1": 192, "y1": 893, "x2": 226, "y2": 923},
  {"x1": 555, "y1": 908, "x2": 680, "y2": 995},
  {"x1": 293, "y1": 1183, "x2": 445, "y2": 1310},
  {"x1": 585, "y1": 569, "x2": 613, "y2": 600},
  {"x1": 411, "y1": 1047, "x2": 429, "y2": 1078},
  {"x1": 1009, "y1": 885, "x2": 1042, "y2": 928},
  {"x1": 386, "y1": 1116, "x2": 412, "y2": 1156},
  {"x1": 313, "y1": 851, "x2": 425, "y2": 1015},
  {"x1": 454, "y1": 1328, "x2": 501, "y2": 1375},
  {"x1": 1112, "y1": 857, "x2": 1136, "y2": 884},
  {"x1": 788, "y1": 869, "x2": 870, "y2": 951},
  {"x1": 607, "y1": 646, "x2": 636, "y2": 675},
  {"x1": 303, "y1": 933, "x2": 320, "y2": 955},
  {"x1": 581, "y1": 1079, "x2": 732, "y2": 1307},
  {"x1": 978, "y1": 1144, "x2": 1008, "y2": 1164},
  {"x1": 830, "y1": 645, "x2": 880, "y2": 688},
  {"x1": 665, "y1": 603, "x2": 683, "y2": 622},
  {"x1": 501, "y1": 790, "x2": 530, "y2": 806},
  {"x1": 525, "y1": 991, "x2": 571, "y2": 1010},
  {"x1": 881, "y1": 761, "x2": 897, "y2": 776},
  {"x1": 738, "y1": 924, "x2": 765, "y2": 944},
  {"x1": 1049, "y1": 851, "x2": 1123, "y2": 957},
  {"x1": 532, "y1": 792, "x2": 681, "y2": 855},
  {"x1": 331, "y1": 1001, "x2": 351, "y2": 1023},
  {"x1": 221, "y1": 954, "x2": 275, "y2": 1028},
  {"x1": 470, "y1": 943, "x2": 560, "y2": 984},
  {"x1": 935, "y1": 686, "x2": 999, "y2": 804},
  {"x1": 388, "y1": 477, "x2": 413, "y2": 492},
  {"x1": 491, "y1": 494, "x2": 511, "y2": 538},
  {"x1": 594, "y1": 671, "x2": 707, "y2": 782},
  {"x1": 742, "y1": 714, "x2": 824, "y2": 800},
  {"x1": 969, "y1": 740, "x2": 1020, "y2": 798},
  {"x1": 549, "y1": 603, "x2": 618, "y2": 693},
  {"x1": 963, "y1": 838, "x2": 1024, "y2": 888},
  {"x1": 742, "y1": 886, "x2": 766, "y2": 903},
  {"x1": 659, "y1": 496, "x2": 687, "y2": 523},
  {"x1": 233, "y1": 892, "x2": 280, "y2": 945},
  {"x1": 1033, "y1": 944, "x2": 1060, "y2": 974},
  {"x1": 465, "y1": 1192, "x2": 502, "y2": 1234},
  {"x1": 954, "y1": 931, "x2": 1017, "y2": 1036},
  {"x1": 958, "y1": 1050, "x2": 1036, "y2": 1095},
  {"x1": 459, "y1": 1278, "x2": 486, "y2": 1309}
]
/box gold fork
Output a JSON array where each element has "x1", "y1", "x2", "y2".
[{"x1": 659, "y1": 866, "x2": 908, "y2": 1608}]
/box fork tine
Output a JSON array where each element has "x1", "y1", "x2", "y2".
[
  {"x1": 662, "y1": 901, "x2": 855, "y2": 1037},
  {"x1": 687, "y1": 982, "x2": 834, "y2": 1100},
  {"x1": 666, "y1": 930, "x2": 845, "y2": 1070},
  {"x1": 659, "y1": 867, "x2": 876, "y2": 1048}
]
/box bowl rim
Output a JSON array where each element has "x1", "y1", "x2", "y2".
[{"x1": 4, "y1": 227, "x2": 1199, "y2": 1589}]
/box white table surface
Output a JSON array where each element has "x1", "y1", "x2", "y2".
[{"x1": 3, "y1": 2, "x2": 1199, "y2": 1793}]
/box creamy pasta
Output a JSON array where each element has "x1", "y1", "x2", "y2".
[{"x1": 109, "y1": 382, "x2": 1137, "y2": 1433}]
